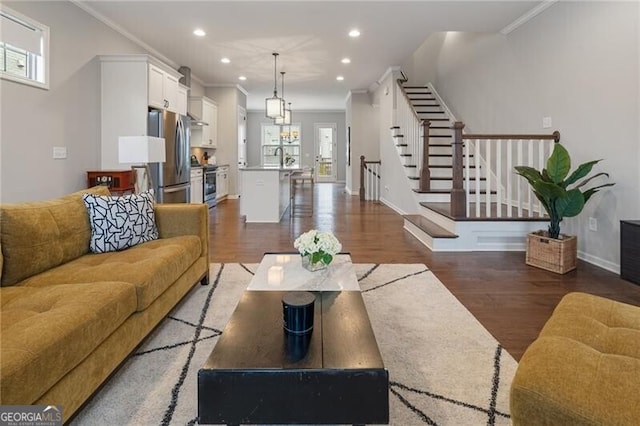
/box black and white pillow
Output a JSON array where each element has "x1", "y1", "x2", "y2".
[{"x1": 83, "y1": 191, "x2": 159, "y2": 253}]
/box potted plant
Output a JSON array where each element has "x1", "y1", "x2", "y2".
[{"x1": 514, "y1": 143, "x2": 614, "y2": 273}]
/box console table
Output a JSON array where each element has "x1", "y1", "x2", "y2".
[{"x1": 621, "y1": 220, "x2": 640, "y2": 285}]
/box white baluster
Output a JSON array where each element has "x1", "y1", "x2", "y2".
[
  {"x1": 506, "y1": 139, "x2": 513, "y2": 218},
  {"x1": 496, "y1": 139, "x2": 502, "y2": 218}
]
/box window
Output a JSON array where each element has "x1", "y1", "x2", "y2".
[
  {"x1": 0, "y1": 5, "x2": 49, "y2": 89},
  {"x1": 261, "y1": 123, "x2": 301, "y2": 168}
]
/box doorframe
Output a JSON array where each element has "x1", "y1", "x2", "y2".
[
  {"x1": 237, "y1": 106, "x2": 247, "y2": 168},
  {"x1": 313, "y1": 122, "x2": 338, "y2": 182}
]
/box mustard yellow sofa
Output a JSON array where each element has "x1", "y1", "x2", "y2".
[
  {"x1": 0, "y1": 186, "x2": 209, "y2": 422},
  {"x1": 510, "y1": 292, "x2": 640, "y2": 425}
]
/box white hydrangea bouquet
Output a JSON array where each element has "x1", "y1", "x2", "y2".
[{"x1": 294, "y1": 229, "x2": 342, "y2": 271}]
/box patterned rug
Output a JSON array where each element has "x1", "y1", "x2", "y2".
[{"x1": 71, "y1": 263, "x2": 517, "y2": 425}]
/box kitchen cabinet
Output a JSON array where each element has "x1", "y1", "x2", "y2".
[
  {"x1": 217, "y1": 166, "x2": 229, "y2": 200},
  {"x1": 190, "y1": 167, "x2": 204, "y2": 204},
  {"x1": 240, "y1": 168, "x2": 292, "y2": 222},
  {"x1": 189, "y1": 96, "x2": 217, "y2": 148},
  {"x1": 177, "y1": 85, "x2": 188, "y2": 116},
  {"x1": 99, "y1": 55, "x2": 185, "y2": 169},
  {"x1": 148, "y1": 63, "x2": 180, "y2": 113}
]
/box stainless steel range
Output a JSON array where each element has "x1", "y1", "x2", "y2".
[{"x1": 203, "y1": 164, "x2": 218, "y2": 208}]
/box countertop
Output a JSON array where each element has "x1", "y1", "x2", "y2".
[
  {"x1": 240, "y1": 166, "x2": 302, "y2": 172},
  {"x1": 190, "y1": 164, "x2": 229, "y2": 168}
]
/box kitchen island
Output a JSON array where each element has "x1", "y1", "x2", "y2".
[{"x1": 240, "y1": 166, "x2": 300, "y2": 222}]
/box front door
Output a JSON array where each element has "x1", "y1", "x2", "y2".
[{"x1": 314, "y1": 123, "x2": 337, "y2": 182}]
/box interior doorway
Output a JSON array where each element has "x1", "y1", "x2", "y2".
[{"x1": 314, "y1": 123, "x2": 337, "y2": 182}]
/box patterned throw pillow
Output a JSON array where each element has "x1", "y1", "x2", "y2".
[{"x1": 82, "y1": 191, "x2": 159, "y2": 253}]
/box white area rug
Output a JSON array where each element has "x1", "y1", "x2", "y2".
[{"x1": 72, "y1": 263, "x2": 517, "y2": 425}]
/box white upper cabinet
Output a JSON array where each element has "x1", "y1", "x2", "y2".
[
  {"x1": 189, "y1": 96, "x2": 218, "y2": 148},
  {"x1": 177, "y1": 85, "x2": 188, "y2": 116},
  {"x1": 148, "y1": 63, "x2": 181, "y2": 113},
  {"x1": 99, "y1": 55, "x2": 186, "y2": 169}
]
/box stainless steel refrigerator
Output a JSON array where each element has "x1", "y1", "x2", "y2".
[{"x1": 148, "y1": 109, "x2": 190, "y2": 203}]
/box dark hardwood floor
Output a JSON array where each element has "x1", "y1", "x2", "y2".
[{"x1": 209, "y1": 183, "x2": 640, "y2": 361}]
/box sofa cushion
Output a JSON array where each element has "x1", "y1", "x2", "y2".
[
  {"x1": 0, "y1": 186, "x2": 111, "y2": 287},
  {"x1": 510, "y1": 292, "x2": 640, "y2": 425},
  {"x1": 0, "y1": 282, "x2": 137, "y2": 405},
  {"x1": 19, "y1": 235, "x2": 202, "y2": 311},
  {"x1": 83, "y1": 191, "x2": 159, "y2": 254}
]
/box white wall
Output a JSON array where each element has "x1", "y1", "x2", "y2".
[
  {"x1": 402, "y1": 1, "x2": 639, "y2": 270},
  {"x1": 246, "y1": 110, "x2": 347, "y2": 182},
  {"x1": 345, "y1": 92, "x2": 379, "y2": 195},
  {"x1": 0, "y1": 1, "x2": 149, "y2": 202}
]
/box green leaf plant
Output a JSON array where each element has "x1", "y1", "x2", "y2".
[{"x1": 514, "y1": 143, "x2": 614, "y2": 239}]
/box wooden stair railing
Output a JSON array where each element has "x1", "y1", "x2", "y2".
[
  {"x1": 360, "y1": 155, "x2": 382, "y2": 202},
  {"x1": 451, "y1": 121, "x2": 561, "y2": 218}
]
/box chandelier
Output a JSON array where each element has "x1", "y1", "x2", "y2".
[
  {"x1": 265, "y1": 53, "x2": 285, "y2": 119},
  {"x1": 274, "y1": 73, "x2": 292, "y2": 125}
]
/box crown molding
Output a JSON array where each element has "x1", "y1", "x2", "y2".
[
  {"x1": 500, "y1": 0, "x2": 558, "y2": 35},
  {"x1": 206, "y1": 83, "x2": 249, "y2": 96}
]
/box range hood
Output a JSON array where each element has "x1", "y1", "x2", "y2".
[{"x1": 187, "y1": 112, "x2": 209, "y2": 127}]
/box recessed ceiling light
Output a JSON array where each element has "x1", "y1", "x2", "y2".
[
  {"x1": 336, "y1": 76, "x2": 345, "y2": 81},
  {"x1": 341, "y1": 58, "x2": 351, "y2": 64},
  {"x1": 238, "y1": 75, "x2": 247, "y2": 81},
  {"x1": 193, "y1": 28, "x2": 206, "y2": 37},
  {"x1": 348, "y1": 29, "x2": 360, "y2": 38},
  {"x1": 221, "y1": 57, "x2": 231, "y2": 64}
]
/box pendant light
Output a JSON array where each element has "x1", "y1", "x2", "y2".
[
  {"x1": 265, "y1": 53, "x2": 284, "y2": 119},
  {"x1": 275, "y1": 72, "x2": 291, "y2": 125}
]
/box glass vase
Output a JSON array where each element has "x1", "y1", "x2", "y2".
[{"x1": 301, "y1": 254, "x2": 327, "y2": 272}]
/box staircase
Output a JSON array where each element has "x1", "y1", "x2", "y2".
[{"x1": 391, "y1": 80, "x2": 558, "y2": 251}]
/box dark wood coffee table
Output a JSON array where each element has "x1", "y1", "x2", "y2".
[{"x1": 198, "y1": 290, "x2": 389, "y2": 425}]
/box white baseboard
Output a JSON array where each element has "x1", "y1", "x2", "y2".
[
  {"x1": 379, "y1": 197, "x2": 408, "y2": 216},
  {"x1": 578, "y1": 250, "x2": 620, "y2": 274}
]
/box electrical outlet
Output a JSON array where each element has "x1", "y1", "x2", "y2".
[
  {"x1": 52, "y1": 146, "x2": 67, "y2": 159},
  {"x1": 588, "y1": 217, "x2": 598, "y2": 232},
  {"x1": 542, "y1": 116, "x2": 552, "y2": 129},
  {"x1": 384, "y1": 185, "x2": 389, "y2": 192}
]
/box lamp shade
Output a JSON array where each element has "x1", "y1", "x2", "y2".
[
  {"x1": 266, "y1": 97, "x2": 284, "y2": 119},
  {"x1": 118, "y1": 136, "x2": 166, "y2": 164},
  {"x1": 275, "y1": 108, "x2": 291, "y2": 125}
]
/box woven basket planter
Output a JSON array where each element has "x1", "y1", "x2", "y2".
[{"x1": 526, "y1": 231, "x2": 577, "y2": 274}]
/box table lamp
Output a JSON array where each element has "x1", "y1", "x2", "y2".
[{"x1": 118, "y1": 136, "x2": 166, "y2": 194}]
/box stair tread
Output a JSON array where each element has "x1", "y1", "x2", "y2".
[
  {"x1": 413, "y1": 189, "x2": 497, "y2": 195},
  {"x1": 404, "y1": 165, "x2": 417, "y2": 168},
  {"x1": 429, "y1": 164, "x2": 477, "y2": 169},
  {"x1": 429, "y1": 176, "x2": 486, "y2": 181},
  {"x1": 419, "y1": 202, "x2": 550, "y2": 222},
  {"x1": 395, "y1": 144, "x2": 408, "y2": 147},
  {"x1": 404, "y1": 215, "x2": 458, "y2": 238},
  {"x1": 392, "y1": 134, "x2": 404, "y2": 138},
  {"x1": 430, "y1": 135, "x2": 452, "y2": 138}
]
